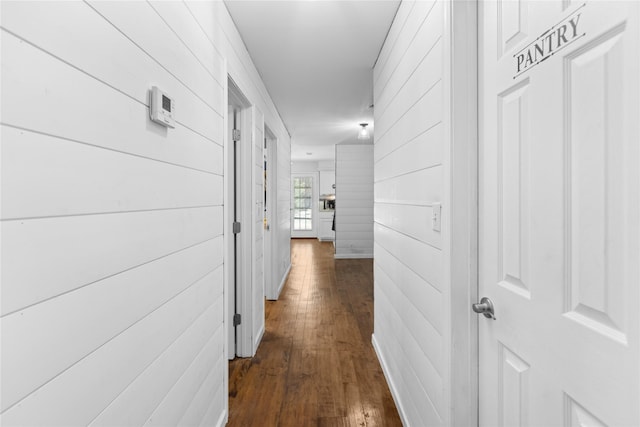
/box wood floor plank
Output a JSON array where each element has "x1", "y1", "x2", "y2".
[{"x1": 228, "y1": 239, "x2": 401, "y2": 426}]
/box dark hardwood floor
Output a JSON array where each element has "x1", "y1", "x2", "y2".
[{"x1": 228, "y1": 239, "x2": 402, "y2": 426}]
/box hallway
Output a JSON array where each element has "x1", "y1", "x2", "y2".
[
  {"x1": 228, "y1": 239, "x2": 401, "y2": 426},
  {"x1": 2, "y1": 1, "x2": 640, "y2": 425}
]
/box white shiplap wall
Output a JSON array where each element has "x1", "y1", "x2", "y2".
[
  {"x1": 335, "y1": 144, "x2": 374, "y2": 259},
  {"x1": 372, "y1": 0, "x2": 451, "y2": 425},
  {"x1": 0, "y1": 1, "x2": 290, "y2": 425}
]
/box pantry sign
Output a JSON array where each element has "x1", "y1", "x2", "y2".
[{"x1": 514, "y1": 3, "x2": 586, "y2": 79}]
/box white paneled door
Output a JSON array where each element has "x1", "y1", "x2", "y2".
[{"x1": 479, "y1": 1, "x2": 639, "y2": 426}]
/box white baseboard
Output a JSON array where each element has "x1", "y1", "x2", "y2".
[
  {"x1": 372, "y1": 334, "x2": 409, "y2": 427},
  {"x1": 334, "y1": 253, "x2": 373, "y2": 259},
  {"x1": 215, "y1": 409, "x2": 227, "y2": 427},
  {"x1": 266, "y1": 263, "x2": 291, "y2": 301},
  {"x1": 254, "y1": 324, "x2": 265, "y2": 354},
  {"x1": 277, "y1": 263, "x2": 291, "y2": 298}
]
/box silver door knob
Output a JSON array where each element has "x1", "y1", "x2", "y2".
[{"x1": 472, "y1": 297, "x2": 496, "y2": 320}]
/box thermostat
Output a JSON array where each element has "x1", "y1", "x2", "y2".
[{"x1": 149, "y1": 86, "x2": 175, "y2": 128}]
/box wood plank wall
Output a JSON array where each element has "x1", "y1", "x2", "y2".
[
  {"x1": 335, "y1": 144, "x2": 374, "y2": 258},
  {"x1": 0, "y1": 1, "x2": 290, "y2": 425},
  {"x1": 371, "y1": 0, "x2": 448, "y2": 425}
]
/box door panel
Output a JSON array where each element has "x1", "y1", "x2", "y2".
[
  {"x1": 498, "y1": 0, "x2": 528, "y2": 55},
  {"x1": 498, "y1": 80, "x2": 531, "y2": 298},
  {"x1": 499, "y1": 344, "x2": 530, "y2": 427},
  {"x1": 479, "y1": 1, "x2": 639, "y2": 425}
]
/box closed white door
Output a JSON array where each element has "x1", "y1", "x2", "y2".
[
  {"x1": 264, "y1": 135, "x2": 274, "y2": 300},
  {"x1": 478, "y1": 1, "x2": 639, "y2": 425}
]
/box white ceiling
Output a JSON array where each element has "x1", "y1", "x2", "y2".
[{"x1": 224, "y1": 0, "x2": 400, "y2": 161}]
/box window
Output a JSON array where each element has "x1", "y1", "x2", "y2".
[{"x1": 293, "y1": 176, "x2": 313, "y2": 231}]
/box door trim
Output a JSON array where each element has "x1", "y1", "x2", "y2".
[
  {"x1": 445, "y1": 1, "x2": 479, "y2": 425},
  {"x1": 226, "y1": 76, "x2": 254, "y2": 359},
  {"x1": 264, "y1": 125, "x2": 280, "y2": 300}
]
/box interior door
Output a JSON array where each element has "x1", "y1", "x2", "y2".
[
  {"x1": 478, "y1": 1, "x2": 639, "y2": 425},
  {"x1": 264, "y1": 130, "x2": 278, "y2": 300}
]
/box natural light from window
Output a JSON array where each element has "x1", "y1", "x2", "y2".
[{"x1": 293, "y1": 176, "x2": 313, "y2": 231}]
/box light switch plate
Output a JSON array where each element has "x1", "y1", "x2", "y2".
[{"x1": 432, "y1": 203, "x2": 441, "y2": 232}]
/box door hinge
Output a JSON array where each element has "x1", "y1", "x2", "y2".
[
  {"x1": 232, "y1": 129, "x2": 241, "y2": 142},
  {"x1": 233, "y1": 313, "x2": 241, "y2": 326},
  {"x1": 233, "y1": 221, "x2": 241, "y2": 234}
]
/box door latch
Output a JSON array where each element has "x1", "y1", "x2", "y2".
[{"x1": 472, "y1": 297, "x2": 496, "y2": 320}]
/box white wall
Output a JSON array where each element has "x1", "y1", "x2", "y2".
[
  {"x1": 0, "y1": 1, "x2": 290, "y2": 426},
  {"x1": 371, "y1": 1, "x2": 477, "y2": 425},
  {"x1": 372, "y1": 0, "x2": 446, "y2": 425},
  {"x1": 335, "y1": 144, "x2": 374, "y2": 258}
]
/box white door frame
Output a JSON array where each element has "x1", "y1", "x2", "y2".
[
  {"x1": 226, "y1": 76, "x2": 254, "y2": 359},
  {"x1": 445, "y1": 1, "x2": 479, "y2": 425},
  {"x1": 264, "y1": 125, "x2": 279, "y2": 300}
]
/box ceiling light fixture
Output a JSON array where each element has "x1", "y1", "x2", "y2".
[{"x1": 357, "y1": 123, "x2": 370, "y2": 140}]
